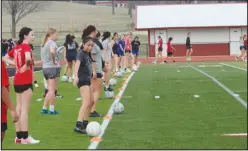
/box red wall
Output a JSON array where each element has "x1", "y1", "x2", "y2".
[{"x1": 148, "y1": 43, "x2": 229, "y2": 57}]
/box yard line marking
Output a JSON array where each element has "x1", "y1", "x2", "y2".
[
  {"x1": 88, "y1": 71, "x2": 135, "y2": 150},
  {"x1": 189, "y1": 65, "x2": 247, "y2": 109},
  {"x1": 222, "y1": 133, "x2": 247, "y2": 137},
  {"x1": 220, "y1": 63, "x2": 247, "y2": 71}
]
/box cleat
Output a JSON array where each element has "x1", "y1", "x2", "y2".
[{"x1": 40, "y1": 109, "x2": 48, "y2": 114}]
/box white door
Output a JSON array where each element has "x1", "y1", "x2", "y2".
[
  {"x1": 229, "y1": 28, "x2": 242, "y2": 56},
  {"x1": 155, "y1": 30, "x2": 167, "y2": 57}
]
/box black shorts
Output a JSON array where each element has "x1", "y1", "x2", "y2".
[
  {"x1": 14, "y1": 84, "x2": 33, "y2": 93},
  {"x1": 43, "y1": 67, "x2": 61, "y2": 80},
  {"x1": 97, "y1": 73, "x2": 103, "y2": 79},
  {"x1": 125, "y1": 50, "x2": 131, "y2": 53},
  {"x1": 244, "y1": 45, "x2": 247, "y2": 50},
  {"x1": 102, "y1": 60, "x2": 105, "y2": 70},
  {"x1": 158, "y1": 47, "x2": 163, "y2": 51},
  {"x1": 77, "y1": 81, "x2": 91, "y2": 88},
  {"x1": 167, "y1": 52, "x2": 173, "y2": 56},
  {"x1": 186, "y1": 45, "x2": 192, "y2": 50},
  {"x1": 1, "y1": 123, "x2": 7, "y2": 133},
  {"x1": 66, "y1": 53, "x2": 77, "y2": 62}
]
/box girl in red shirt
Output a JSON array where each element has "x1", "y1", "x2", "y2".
[
  {"x1": 3, "y1": 27, "x2": 40, "y2": 144},
  {"x1": 164, "y1": 37, "x2": 176, "y2": 63}
]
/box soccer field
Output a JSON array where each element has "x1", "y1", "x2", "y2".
[{"x1": 2, "y1": 61, "x2": 247, "y2": 149}]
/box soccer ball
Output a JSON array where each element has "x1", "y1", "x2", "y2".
[
  {"x1": 105, "y1": 91, "x2": 114, "y2": 98},
  {"x1": 61, "y1": 75, "x2": 68, "y2": 82},
  {"x1": 132, "y1": 66, "x2": 138, "y2": 72},
  {"x1": 86, "y1": 121, "x2": 101, "y2": 137},
  {"x1": 116, "y1": 72, "x2": 122, "y2": 78},
  {"x1": 109, "y1": 78, "x2": 117, "y2": 86},
  {"x1": 113, "y1": 102, "x2": 124, "y2": 114}
]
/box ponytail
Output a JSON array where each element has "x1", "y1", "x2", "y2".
[
  {"x1": 41, "y1": 35, "x2": 49, "y2": 47},
  {"x1": 42, "y1": 28, "x2": 57, "y2": 47},
  {"x1": 17, "y1": 39, "x2": 24, "y2": 45}
]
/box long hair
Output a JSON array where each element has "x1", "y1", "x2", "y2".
[
  {"x1": 42, "y1": 28, "x2": 57, "y2": 47},
  {"x1": 81, "y1": 25, "x2": 96, "y2": 40},
  {"x1": 112, "y1": 32, "x2": 118, "y2": 40},
  {"x1": 65, "y1": 34, "x2": 73, "y2": 45},
  {"x1": 17, "y1": 27, "x2": 33, "y2": 45},
  {"x1": 101, "y1": 31, "x2": 111, "y2": 42},
  {"x1": 81, "y1": 36, "x2": 95, "y2": 62}
]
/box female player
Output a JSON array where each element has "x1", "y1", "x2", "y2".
[
  {"x1": 153, "y1": 36, "x2": 163, "y2": 64},
  {"x1": 40, "y1": 28, "x2": 60, "y2": 115},
  {"x1": 117, "y1": 34, "x2": 126, "y2": 72},
  {"x1": 89, "y1": 29, "x2": 104, "y2": 117},
  {"x1": 73, "y1": 36, "x2": 95, "y2": 133},
  {"x1": 4, "y1": 27, "x2": 40, "y2": 144},
  {"x1": 111, "y1": 32, "x2": 119, "y2": 75},
  {"x1": 243, "y1": 35, "x2": 247, "y2": 61},
  {"x1": 131, "y1": 36, "x2": 141, "y2": 67},
  {"x1": 124, "y1": 32, "x2": 132, "y2": 72},
  {"x1": 64, "y1": 34, "x2": 79, "y2": 82},
  {"x1": 164, "y1": 37, "x2": 176, "y2": 63},
  {"x1": 1, "y1": 60, "x2": 19, "y2": 143},
  {"x1": 235, "y1": 35, "x2": 246, "y2": 61},
  {"x1": 186, "y1": 32, "x2": 193, "y2": 61},
  {"x1": 102, "y1": 31, "x2": 113, "y2": 91}
]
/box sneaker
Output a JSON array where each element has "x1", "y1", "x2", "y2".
[
  {"x1": 104, "y1": 86, "x2": 113, "y2": 92},
  {"x1": 188, "y1": 57, "x2": 191, "y2": 61},
  {"x1": 90, "y1": 111, "x2": 102, "y2": 117},
  {"x1": 55, "y1": 93, "x2": 63, "y2": 99},
  {"x1": 21, "y1": 136, "x2": 40, "y2": 144},
  {"x1": 48, "y1": 110, "x2": 60, "y2": 115},
  {"x1": 74, "y1": 126, "x2": 87, "y2": 134},
  {"x1": 68, "y1": 77, "x2": 73, "y2": 82},
  {"x1": 40, "y1": 109, "x2": 48, "y2": 114},
  {"x1": 15, "y1": 137, "x2": 22, "y2": 144}
]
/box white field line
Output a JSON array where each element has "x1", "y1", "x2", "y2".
[
  {"x1": 88, "y1": 71, "x2": 135, "y2": 150},
  {"x1": 189, "y1": 65, "x2": 247, "y2": 109},
  {"x1": 220, "y1": 63, "x2": 247, "y2": 71}
]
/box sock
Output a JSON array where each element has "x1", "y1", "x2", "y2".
[
  {"x1": 16, "y1": 131, "x2": 22, "y2": 139},
  {"x1": 42, "y1": 106, "x2": 47, "y2": 110},
  {"x1": 82, "y1": 120, "x2": 89, "y2": 129},
  {"x1": 50, "y1": 105, "x2": 54, "y2": 112},
  {"x1": 105, "y1": 85, "x2": 109, "y2": 88},
  {"x1": 76, "y1": 121, "x2": 83, "y2": 128},
  {"x1": 22, "y1": 131, "x2": 28, "y2": 139},
  {"x1": 44, "y1": 84, "x2": 48, "y2": 89}
]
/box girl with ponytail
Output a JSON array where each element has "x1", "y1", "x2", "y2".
[{"x1": 3, "y1": 27, "x2": 40, "y2": 144}]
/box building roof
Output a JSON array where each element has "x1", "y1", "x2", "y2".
[{"x1": 135, "y1": 3, "x2": 247, "y2": 30}]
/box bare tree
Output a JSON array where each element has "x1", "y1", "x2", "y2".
[
  {"x1": 112, "y1": 0, "x2": 115, "y2": 15},
  {"x1": 2, "y1": 1, "x2": 45, "y2": 38}
]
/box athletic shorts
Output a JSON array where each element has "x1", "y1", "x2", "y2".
[
  {"x1": 240, "y1": 46, "x2": 245, "y2": 50},
  {"x1": 43, "y1": 67, "x2": 61, "y2": 80},
  {"x1": 14, "y1": 84, "x2": 33, "y2": 93},
  {"x1": 125, "y1": 50, "x2": 131, "y2": 53},
  {"x1": 96, "y1": 73, "x2": 103, "y2": 79},
  {"x1": 132, "y1": 50, "x2": 139, "y2": 56},
  {"x1": 77, "y1": 81, "x2": 91, "y2": 88},
  {"x1": 244, "y1": 45, "x2": 247, "y2": 50},
  {"x1": 2, "y1": 52, "x2": 7, "y2": 57},
  {"x1": 186, "y1": 45, "x2": 192, "y2": 50},
  {"x1": 102, "y1": 60, "x2": 105, "y2": 70},
  {"x1": 118, "y1": 51, "x2": 124, "y2": 57},
  {"x1": 1, "y1": 123, "x2": 7, "y2": 133},
  {"x1": 158, "y1": 47, "x2": 163, "y2": 51},
  {"x1": 66, "y1": 53, "x2": 77, "y2": 62},
  {"x1": 167, "y1": 52, "x2": 173, "y2": 56}
]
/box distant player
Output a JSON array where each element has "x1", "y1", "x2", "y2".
[
  {"x1": 112, "y1": 32, "x2": 119, "y2": 74},
  {"x1": 153, "y1": 36, "x2": 163, "y2": 64},
  {"x1": 235, "y1": 35, "x2": 246, "y2": 61},
  {"x1": 73, "y1": 36, "x2": 95, "y2": 134},
  {"x1": 124, "y1": 32, "x2": 133, "y2": 72},
  {"x1": 131, "y1": 36, "x2": 141, "y2": 66},
  {"x1": 186, "y1": 32, "x2": 193, "y2": 61},
  {"x1": 63, "y1": 34, "x2": 79, "y2": 82},
  {"x1": 1, "y1": 61, "x2": 19, "y2": 143},
  {"x1": 243, "y1": 35, "x2": 247, "y2": 61},
  {"x1": 4, "y1": 27, "x2": 40, "y2": 144},
  {"x1": 164, "y1": 37, "x2": 176, "y2": 63},
  {"x1": 117, "y1": 34, "x2": 126, "y2": 72}
]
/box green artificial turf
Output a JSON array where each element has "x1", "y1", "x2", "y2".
[{"x1": 2, "y1": 61, "x2": 247, "y2": 149}]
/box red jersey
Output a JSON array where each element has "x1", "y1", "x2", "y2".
[
  {"x1": 167, "y1": 41, "x2": 172, "y2": 52},
  {"x1": 124, "y1": 37, "x2": 131, "y2": 50},
  {"x1": 1, "y1": 61, "x2": 10, "y2": 123},
  {"x1": 8, "y1": 43, "x2": 33, "y2": 85},
  {"x1": 158, "y1": 39, "x2": 163, "y2": 48},
  {"x1": 243, "y1": 36, "x2": 247, "y2": 46}
]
